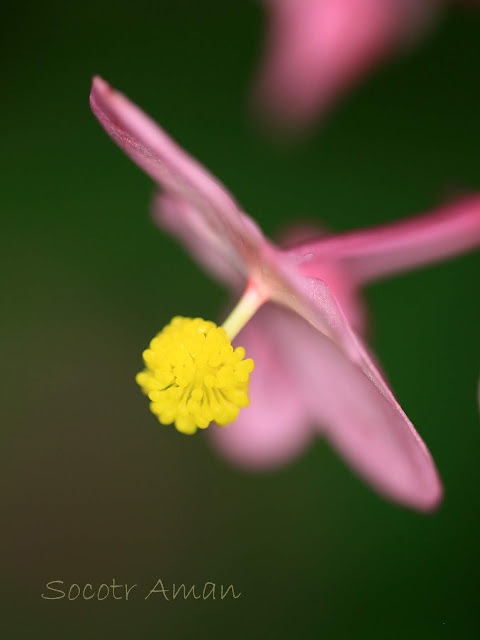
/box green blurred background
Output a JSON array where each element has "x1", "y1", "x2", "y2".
[{"x1": 1, "y1": 1, "x2": 479, "y2": 638}]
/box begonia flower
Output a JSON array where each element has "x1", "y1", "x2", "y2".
[
  {"x1": 253, "y1": 0, "x2": 471, "y2": 129},
  {"x1": 90, "y1": 77, "x2": 480, "y2": 510}
]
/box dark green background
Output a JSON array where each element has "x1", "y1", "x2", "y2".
[{"x1": 2, "y1": 1, "x2": 479, "y2": 638}]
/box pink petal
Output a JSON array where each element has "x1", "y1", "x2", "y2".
[
  {"x1": 153, "y1": 192, "x2": 245, "y2": 290},
  {"x1": 289, "y1": 194, "x2": 480, "y2": 283},
  {"x1": 254, "y1": 0, "x2": 437, "y2": 127},
  {"x1": 268, "y1": 296, "x2": 442, "y2": 510},
  {"x1": 90, "y1": 77, "x2": 266, "y2": 276},
  {"x1": 89, "y1": 77, "x2": 337, "y2": 307},
  {"x1": 209, "y1": 304, "x2": 312, "y2": 469}
]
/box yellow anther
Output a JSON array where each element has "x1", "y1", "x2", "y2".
[{"x1": 136, "y1": 316, "x2": 255, "y2": 434}]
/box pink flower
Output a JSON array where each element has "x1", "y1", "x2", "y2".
[
  {"x1": 253, "y1": 0, "x2": 453, "y2": 128},
  {"x1": 90, "y1": 77, "x2": 480, "y2": 511}
]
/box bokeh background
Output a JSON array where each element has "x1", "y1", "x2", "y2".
[{"x1": 1, "y1": 1, "x2": 480, "y2": 638}]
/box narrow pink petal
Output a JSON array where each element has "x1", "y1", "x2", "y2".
[
  {"x1": 256, "y1": 252, "x2": 441, "y2": 508},
  {"x1": 289, "y1": 195, "x2": 480, "y2": 283},
  {"x1": 254, "y1": 0, "x2": 437, "y2": 127},
  {"x1": 268, "y1": 300, "x2": 442, "y2": 510},
  {"x1": 209, "y1": 305, "x2": 312, "y2": 469},
  {"x1": 90, "y1": 77, "x2": 266, "y2": 274},
  {"x1": 153, "y1": 192, "x2": 245, "y2": 290}
]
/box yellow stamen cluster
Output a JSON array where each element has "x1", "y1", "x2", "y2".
[{"x1": 136, "y1": 316, "x2": 255, "y2": 434}]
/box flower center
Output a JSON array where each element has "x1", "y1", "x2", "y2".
[
  {"x1": 136, "y1": 317, "x2": 254, "y2": 434},
  {"x1": 136, "y1": 283, "x2": 265, "y2": 434}
]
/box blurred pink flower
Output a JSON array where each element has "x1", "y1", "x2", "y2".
[
  {"x1": 253, "y1": 0, "x2": 455, "y2": 128},
  {"x1": 90, "y1": 77, "x2": 480, "y2": 511}
]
